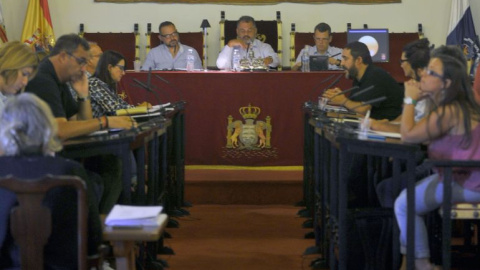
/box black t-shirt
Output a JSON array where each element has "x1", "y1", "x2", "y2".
[
  {"x1": 350, "y1": 64, "x2": 403, "y2": 121},
  {"x1": 25, "y1": 59, "x2": 79, "y2": 119}
]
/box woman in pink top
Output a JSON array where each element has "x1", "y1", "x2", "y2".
[{"x1": 395, "y1": 46, "x2": 480, "y2": 270}]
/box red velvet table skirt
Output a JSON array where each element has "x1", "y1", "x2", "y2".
[{"x1": 118, "y1": 70, "x2": 353, "y2": 166}]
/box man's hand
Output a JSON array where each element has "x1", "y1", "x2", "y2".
[
  {"x1": 323, "y1": 87, "x2": 346, "y2": 105},
  {"x1": 292, "y1": 62, "x2": 301, "y2": 71},
  {"x1": 71, "y1": 71, "x2": 89, "y2": 98},
  {"x1": 227, "y1": 39, "x2": 248, "y2": 49},
  {"x1": 263, "y1": 56, "x2": 273, "y2": 66},
  {"x1": 108, "y1": 116, "x2": 138, "y2": 130}
]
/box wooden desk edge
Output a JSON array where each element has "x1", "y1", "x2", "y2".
[{"x1": 103, "y1": 214, "x2": 168, "y2": 241}]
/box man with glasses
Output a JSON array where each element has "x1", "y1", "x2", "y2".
[
  {"x1": 25, "y1": 33, "x2": 134, "y2": 139},
  {"x1": 86, "y1": 42, "x2": 103, "y2": 75},
  {"x1": 216, "y1": 15, "x2": 280, "y2": 70},
  {"x1": 142, "y1": 21, "x2": 202, "y2": 71},
  {"x1": 292, "y1": 22, "x2": 343, "y2": 71}
]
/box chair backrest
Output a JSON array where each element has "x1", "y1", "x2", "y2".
[
  {"x1": 0, "y1": 175, "x2": 88, "y2": 270},
  {"x1": 220, "y1": 11, "x2": 283, "y2": 70},
  {"x1": 80, "y1": 23, "x2": 140, "y2": 70},
  {"x1": 146, "y1": 29, "x2": 205, "y2": 67}
]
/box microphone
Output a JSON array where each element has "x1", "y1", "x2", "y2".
[
  {"x1": 348, "y1": 85, "x2": 375, "y2": 99},
  {"x1": 348, "y1": 96, "x2": 387, "y2": 112},
  {"x1": 308, "y1": 74, "x2": 336, "y2": 100},
  {"x1": 147, "y1": 68, "x2": 152, "y2": 90},
  {"x1": 132, "y1": 78, "x2": 161, "y2": 105},
  {"x1": 154, "y1": 74, "x2": 185, "y2": 101},
  {"x1": 323, "y1": 74, "x2": 343, "y2": 92},
  {"x1": 328, "y1": 85, "x2": 359, "y2": 99}
]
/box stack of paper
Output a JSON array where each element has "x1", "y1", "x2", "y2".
[{"x1": 105, "y1": 205, "x2": 163, "y2": 227}]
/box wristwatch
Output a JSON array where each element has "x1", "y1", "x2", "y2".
[
  {"x1": 77, "y1": 95, "x2": 90, "y2": 102},
  {"x1": 403, "y1": 97, "x2": 416, "y2": 105}
]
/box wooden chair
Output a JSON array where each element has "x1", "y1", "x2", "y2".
[
  {"x1": 425, "y1": 160, "x2": 480, "y2": 269},
  {"x1": 79, "y1": 23, "x2": 140, "y2": 70},
  {"x1": 0, "y1": 175, "x2": 88, "y2": 270},
  {"x1": 145, "y1": 23, "x2": 204, "y2": 67},
  {"x1": 219, "y1": 11, "x2": 283, "y2": 70}
]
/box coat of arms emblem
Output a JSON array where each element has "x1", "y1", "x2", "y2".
[{"x1": 226, "y1": 104, "x2": 272, "y2": 150}]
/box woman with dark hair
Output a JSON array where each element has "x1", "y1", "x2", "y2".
[
  {"x1": 89, "y1": 50, "x2": 151, "y2": 118},
  {"x1": 395, "y1": 46, "x2": 480, "y2": 270},
  {"x1": 88, "y1": 50, "x2": 135, "y2": 117}
]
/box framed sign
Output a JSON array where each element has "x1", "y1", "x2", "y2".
[{"x1": 95, "y1": 0, "x2": 400, "y2": 3}]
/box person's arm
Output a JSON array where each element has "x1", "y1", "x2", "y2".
[
  {"x1": 216, "y1": 45, "x2": 234, "y2": 70},
  {"x1": 260, "y1": 43, "x2": 279, "y2": 68},
  {"x1": 56, "y1": 116, "x2": 137, "y2": 140},
  {"x1": 291, "y1": 48, "x2": 305, "y2": 71},
  {"x1": 89, "y1": 78, "x2": 132, "y2": 117},
  {"x1": 70, "y1": 72, "x2": 92, "y2": 120},
  {"x1": 323, "y1": 88, "x2": 370, "y2": 115},
  {"x1": 401, "y1": 80, "x2": 455, "y2": 143}
]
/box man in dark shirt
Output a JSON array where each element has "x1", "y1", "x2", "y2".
[
  {"x1": 323, "y1": 41, "x2": 404, "y2": 208},
  {"x1": 324, "y1": 41, "x2": 403, "y2": 120},
  {"x1": 25, "y1": 34, "x2": 134, "y2": 213},
  {"x1": 25, "y1": 34, "x2": 134, "y2": 139}
]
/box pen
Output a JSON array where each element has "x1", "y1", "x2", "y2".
[{"x1": 330, "y1": 53, "x2": 341, "y2": 58}]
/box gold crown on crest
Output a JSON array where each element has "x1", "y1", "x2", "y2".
[{"x1": 239, "y1": 104, "x2": 261, "y2": 119}]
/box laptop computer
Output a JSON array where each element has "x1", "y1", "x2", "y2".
[{"x1": 309, "y1": 55, "x2": 329, "y2": 71}]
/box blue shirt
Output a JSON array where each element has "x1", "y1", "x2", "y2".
[
  {"x1": 295, "y1": 45, "x2": 343, "y2": 70},
  {"x1": 141, "y1": 43, "x2": 202, "y2": 71}
]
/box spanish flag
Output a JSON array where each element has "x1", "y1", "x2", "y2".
[
  {"x1": 0, "y1": 3, "x2": 8, "y2": 43},
  {"x1": 21, "y1": 0, "x2": 55, "y2": 52}
]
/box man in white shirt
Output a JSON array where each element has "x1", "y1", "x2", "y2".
[
  {"x1": 292, "y1": 23, "x2": 343, "y2": 71},
  {"x1": 142, "y1": 21, "x2": 202, "y2": 71},
  {"x1": 216, "y1": 16, "x2": 280, "y2": 70}
]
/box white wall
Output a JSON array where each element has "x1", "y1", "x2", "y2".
[{"x1": 1, "y1": 0, "x2": 478, "y2": 67}]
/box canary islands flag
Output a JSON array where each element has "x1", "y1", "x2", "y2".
[
  {"x1": 0, "y1": 3, "x2": 8, "y2": 43},
  {"x1": 446, "y1": 0, "x2": 480, "y2": 76},
  {"x1": 21, "y1": 0, "x2": 55, "y2": 52}
]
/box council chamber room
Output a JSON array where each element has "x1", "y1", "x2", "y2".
[{"x1": 1, "y1": 0, "x2": 480, "y2": 269}]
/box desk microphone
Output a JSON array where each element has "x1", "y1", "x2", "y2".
[
  {"x1": 154, "y1": 74, "x2": 185, "y2": 101},
  {"x1": 308, "y1": 74, "x2": 335, "y2": 98},
  {"x1": 323, "y1": 74, "x2": 343, "y2": 92},
  {"x1": 348, "y1": 85, "x2": 375, "y2": 99},
  {"x1": 132, "y1": 78, "x2": 162, "y2": 105},
  {"x1": 349, "y1": 96, "x2": 387, "y2": 111}
]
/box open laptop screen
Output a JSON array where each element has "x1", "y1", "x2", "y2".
[{"x1": 309, "y1": 55, "x2": 329, "y2": 71}]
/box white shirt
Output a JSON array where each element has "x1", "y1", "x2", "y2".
[
  {"x1": 216, "y1": 39, "x2": 280, "y2": 70},
  {"x1": 142, "y1": 43, "x2": 202, "y2": 71},
  {"x1": 295, "y1": 45, "x2": 343, "y2": 70}
]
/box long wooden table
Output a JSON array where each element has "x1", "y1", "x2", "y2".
[{"x1": 118, "y1": 70, "x2": 352, "y2": 166}]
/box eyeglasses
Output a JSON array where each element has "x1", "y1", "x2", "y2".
[
  {"x1": 116, "y1": 65, "x2": 125, "y2": 71},
  {"x1": 66, "y1": 52, "x2": 87, "y2": 66},
  {"x1": 425, "y1": 69, "x2": 444, "y2": 80},
  {"x1": 160, "y1": 32, "x2": 179, "y2": 39},
  {"x1": 399, "y1": 59, "x2": 409, "y2": 64},
  {"x1": 92, "y1": 53, "x2": 103, "y2": 58}
]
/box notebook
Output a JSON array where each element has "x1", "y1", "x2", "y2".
[{"x1": 309, "y1": 55, "x2": 329, "y2": 71}]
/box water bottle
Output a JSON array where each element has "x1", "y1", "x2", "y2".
[
  {"x1": 301, "y1": 45, "x2": 310, "y2": 72},
  {"x1": 232, "y1": 46, "x2": 241, "y2": 71},
  {"x1": 186, "y1": 48, "x2": 195, "y2": 72}
]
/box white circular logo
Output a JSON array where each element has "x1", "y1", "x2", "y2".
[{"x1": 358, "y1": 35, "x2": 379, "y2": 57}]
